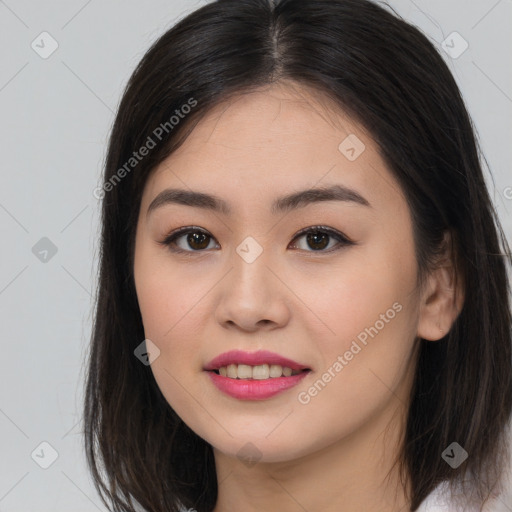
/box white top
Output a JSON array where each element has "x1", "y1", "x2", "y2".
[
  {"x1": 417, "y1": 481, "x2": 500, "y2": 511},
  {"x1": 417, "y1": 485, "x2": 463, "y2": 511}
]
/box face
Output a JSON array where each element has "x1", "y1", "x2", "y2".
[{"x1": 133, "y1": 81, "x2": 425, "y2": 463}]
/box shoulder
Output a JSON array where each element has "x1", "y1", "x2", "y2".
[
  {"x1": 417, "y1": 483, "x2": 456, "y2": 512},
  {"x1": 417, "y1": 481, "x2": 502, "y2": 512}
]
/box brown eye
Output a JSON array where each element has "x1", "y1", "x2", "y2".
[
  {"x1": 289, "y1": 226, "x2": 354, "y2": 253},
  {"x1": 160, "y1": 227, "x2": 218, "y2": 254},
  {"x1": 159, "y1": 225, "x2": 354, "y2": 256},
  {"x1": 306, "y1": 231, "x2": 329, "y2": 250},
  {"x1": 184, "y1": 231, "x2": 211, "y2": 250}
]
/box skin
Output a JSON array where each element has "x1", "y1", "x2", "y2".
[{"x1": 133, "y1": 81, "x2": 463, "y2": 512}]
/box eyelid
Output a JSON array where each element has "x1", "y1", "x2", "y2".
[
  {"x1": 290, "y1": 225, "x2": 353, "y2": 247},
  {"x1": 158, "y1": 226, "x2": 217, "y2": 256},
  {"x1": 158, "y1": 225, "x2": 354, "y2": 255}
]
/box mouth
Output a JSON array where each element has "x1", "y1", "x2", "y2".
[
  {"x1": 204, "y1": 350, "x2": 311, "y2": 400},
  {"x1": 204, "y1": 349, "x2": 311, "y2": 376},
  {"x1": 205, "y1": 367, "x2": 311, "y2": 401},
  {"x1": 209, "y1": 364, "x2": 309, "y2": 380}
]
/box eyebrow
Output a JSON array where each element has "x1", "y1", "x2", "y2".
[{"x1": 146, "y1": 184, "x2": 371, "y2": 217}]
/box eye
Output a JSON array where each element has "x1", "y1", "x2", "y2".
[
  {"x1": 158, "y1": 226, "x2": 218, "y2": 255},
  {"x1": 158, "y1": 225, "x2": 354, "y2": 255},
  {"x1": 288, "y1": 225, "x2": 354, "y2": 253}
]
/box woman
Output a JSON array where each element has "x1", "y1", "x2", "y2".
[{"x1": 84, "y1": 0, "x2": 512, "y2": 510}]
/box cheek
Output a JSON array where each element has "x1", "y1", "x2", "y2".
[
  {"x1": 297, "y1": 252, "x2": 415, "y2": 352},
  {"x1": 134, "y1": 256, "x2": 210, "y2": 416},
  {"x1": 293, "y1": 239, "x2": 420, "y2": 411},
  {"x1": 136, "y1": 274, "x2": 206, "y2": 355},
  {"x1": 133, "y1": 241, "x2": 205, "y2": 358},
  {"x1": 292, "y1": 274, "x2": 418, "y2": 449}
]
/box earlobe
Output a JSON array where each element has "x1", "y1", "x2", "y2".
[{"x1": 416, "y1": 234, "x2": 464, "y2": 342}]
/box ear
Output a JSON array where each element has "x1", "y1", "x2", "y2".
[{"x1": 417, "y1": 231, "x2": 465, "y2": 341}]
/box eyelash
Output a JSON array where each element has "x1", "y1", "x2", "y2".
[{"x1": 158, "y1": 225, "x2": 355, "y2": 256}]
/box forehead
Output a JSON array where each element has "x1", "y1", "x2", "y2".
[
  {"x1": 170, "y1": 81, "x2": 370, "y2": 154},
  {"x1": 142, "y1": 81, "x2": 406, "y2": 215}
]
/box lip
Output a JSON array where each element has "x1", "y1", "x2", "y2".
[
  {"x1": 204, "y1": 349, "x2": 309, "y2": 372},
  {"x1": 206, "y1": 371, "x2": 310, "y2": 400},
  {"x1": 204, "y1": 349, "x2": 311, "y2": 401}
]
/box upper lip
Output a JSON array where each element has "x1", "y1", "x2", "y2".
[{"x1": 204, "y1": 350, "x2": 310, "y2": 372}]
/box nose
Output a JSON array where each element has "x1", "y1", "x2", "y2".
[{"x1": 214, "y1": 244, "x2": 291, "y2": 333}]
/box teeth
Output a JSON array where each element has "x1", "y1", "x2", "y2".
[
  {"x1": 227, "y1": 364, "x2": 238, "y2": 379},
  {"x1": 237, "y1": 364, "x2": 253, "y2": 379},
  {"x1": 215, "y1": 364, "x2": 301, "y2": 379},
  {"x1": 269, "y1": 364, "x2": 282, "y2": 378},
  {"x1": 282, "y1": 366, "x2": 292, "y2": 377},
  {"x1": 252, "y1": 364, "x2": 269, "y2": 380}
]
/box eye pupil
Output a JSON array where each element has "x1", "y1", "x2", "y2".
[
  {"x1": 307, "y1": 232, "x2": 329, "y2": 250},
  {"x1": 188, "y1": 232, "x2": 210, "y2": 250}
]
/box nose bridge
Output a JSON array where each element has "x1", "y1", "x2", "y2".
[
  {"x1": 230, "y1": 234, "x2": 273, "y2": 298},
  {"x1": 235, "y1": 234, "x2": 267, "y2": 266}
]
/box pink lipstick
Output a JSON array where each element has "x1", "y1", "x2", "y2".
[{"x1": 204, "y1": 350, "x2": 310, "y2": 400}]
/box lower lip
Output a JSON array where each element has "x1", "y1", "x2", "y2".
[{"x1": 206, "y1": 370, "x2": 310, "y2": 400}]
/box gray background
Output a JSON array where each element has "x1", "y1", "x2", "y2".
[{"x1": 0, "y1": 0, "x2": 511, "y2": 510}]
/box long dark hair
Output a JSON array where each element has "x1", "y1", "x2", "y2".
[{"x1": 83, "y1": 0, "x2": 512, "y2": 510}]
